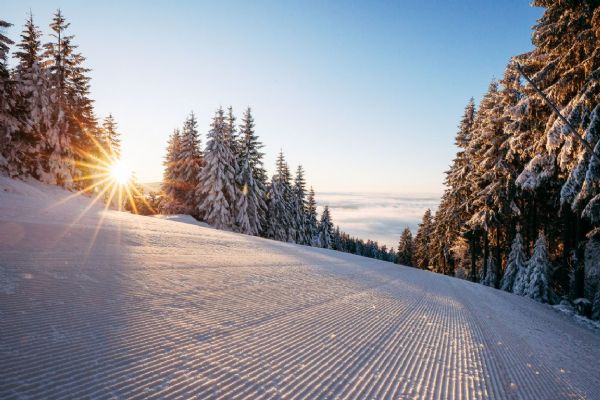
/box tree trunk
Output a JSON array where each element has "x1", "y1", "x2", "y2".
[
  {"x1": 469, "y1": 233, "x2": 478, "y2": 282},
  {"x1": 483, "y1": 230, "x2": 489, "y2": 281},
  {"x1": 494, "y1": 225, "x2": 502, "y2": 288}
]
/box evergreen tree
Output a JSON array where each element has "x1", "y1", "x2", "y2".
[
  {"x1": 292, "y1": 165, "x2": 308, "y2": 244},
  {"x1": 47, "y1": 10, "x2": 100, "y2": 189},
  {"x1": 414, "y1": 209, "x2": 434, "y2": 269},
  {"x1": 397, "y1": 227, "x2": 414, "y2": 267},
  {"x1": 501, "y1": 232, "x2": 527, "y2": 293},
  {"x1": 161, "y1": 129, "x2": 186, "y2": 213},
  {"x1": 41, "y1": 10, "x2": 81, "y2": 188},
  {"x1": 265, "y1": 151, "x2": 293, "y2": 241},
  {"x1": 238, "y1": 108, "x2": 267, "y2": 187},
  {"x1": 224, "y1": 106, "x2": 239, "y2": 221},
  {"x1": 13, "y1": 12, "x2": 45, "y2": 176},
  {"x1": 481, "y1": 256, "x2": 498, "y2": 288},
  {"x1": 196, "y1": 108, "x2": 236, "y2": 229},
  {"x1": 463, "y1": 81, "x2": 505, "y2": 282},
  {"x1": 430, "y1": 99, "x2": 477, "y2": 275},
  {"x1": 101, "y1": 114, "x2": 120, "y2": 160},
  {"x1": 178, "y1": 112, "x2": 203, "y2": 214},
  {"x1": 224, "y1": 106, "x2": 239, "y2": 158},
  {"x1": 234, "y1": 166, "x2": 252, "y2": 234},
  {"x1": 318, "y1": 205, "x2": 334, "y2": 249},
  {"x1": 306, "y1": 186, "x2": 319, "y2": 245},
  {"x1": 527, "y1": 232, "x2": 552, "y2": 303},
  {"x1": 235, "y1": 108, "x2": 266, "y2": 235},
  {"x1": 0, "y1": 18, "x2": 30, "y2": 177},
  {"x1": 331, "y1": 225, "x2": 342, "y2": 251}
]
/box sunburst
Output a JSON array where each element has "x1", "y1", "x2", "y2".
[{"x1": 43, "y1": 128, "x2": 157, "y2": 257}]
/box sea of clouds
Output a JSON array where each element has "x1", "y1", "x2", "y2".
[{"x1": 316, "y1": 192, "x2": 440, "y2": 249}]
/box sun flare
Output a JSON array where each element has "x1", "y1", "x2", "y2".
[{"x1": 110, "y1": 160, "x2": 132, "y2": 185}]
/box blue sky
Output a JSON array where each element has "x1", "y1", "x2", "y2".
[{"x1": 4, "y1": 1, "x2": 542, "y2": 194}]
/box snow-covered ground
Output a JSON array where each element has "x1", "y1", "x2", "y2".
[{"x1": 1, "y1": 177, "x2": 599, "y2": 400}]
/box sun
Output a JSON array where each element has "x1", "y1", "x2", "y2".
[{"x1": 109, "y1": 159, "x2": 132, "y2": 185}]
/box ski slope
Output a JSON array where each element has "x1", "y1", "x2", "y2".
[{"x1": 0, "y1": 177, "x2": 599, "y2": 400}]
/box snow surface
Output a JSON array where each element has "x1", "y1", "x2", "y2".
[{"x1": 1, "y1": 176, "x2": 599, "y2": 399}]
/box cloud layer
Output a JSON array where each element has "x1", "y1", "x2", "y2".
[{"x1": 317, "y1": 192, "x2": 440, "y2": 249}]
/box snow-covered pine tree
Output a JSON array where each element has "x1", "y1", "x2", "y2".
[
  {"x1": 238, "y1": 108, "x2": 267, "y2": 187},
  {"x1": 292, "y1": 165, "x2": 308, "y2": 244},
  {"x1": 234, "y1": 159, "x2": 252, "y2": 234},
  {"x1": 177, "y1": 112, "x2": 203, "y2": 215},
  {"x1": 318, "y1": 205, "x2": 334, "y2": 249},
  {"x1": 526, "y1": 232, "x2": 552, "y2": 303},
  {"x1": 465, "y1": 81, "x2": 507, "y2": 284},
  {"x1": 11, "y1": 14, "x2": 66, "y2": 184},
  {"x1": 414, "y1": 209, "x2": 434, "y2": 269},
  {"x1": 161, "y1": 129, "x2": 187, "y2": 214},
  {"x1": 101, "y1": 114, "x2": 120, "y2": 160},
  {"x1": 224, "y1": 106, "x2": 240, "y2": 221},
  {"x1": 332, "y1": 225, "x2": 342, "y2": 251},
  {"x1": 265, "y1": 176, "x2": 287, "y2": 241},
  {"x1": 278, "y1": 154, "x2": 295, "y2": 242},
  {"x1": 45, "y1": 10, "x2": 100, "y2": 190},
  {"x1": 501, "y1": 232, "x2": 527, "y2": 293},
  {"x1": 41, "y1": 10, "x2": 82, "y2": 188},
  {"x1": 0, "y1": 18, "x2": 27, "y2": 177},
  {"x1": 430, "y1": 99, "x2": 477, "y2": 275},
  {"x1": 235, "y1": 108, "x2": 266, "y2": 235},
  {"x1": 265, "y1": 151, "x2": 294, "y2": 241},
  {"x1": 482, "y1": 256, "x2": 498, "y2": 288},
  {"x1": 397, "y1": 227, "x2": 414, "y2": 267},
  {"x1": 11, "y1": 13, "x2": 45, "y2": 178},
  {"x1": 224, "y1": 106, "x2": 239, "y2": 159},
  {"x1": 306, "y1": 186, "x2": 319, "y2": 246},
  {"x1": 196, "y1": 108, "x2": 236, "y2": 229}
]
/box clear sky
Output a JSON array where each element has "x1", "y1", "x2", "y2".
[{"x1": 4, "y1": 1, "x2": 543, "y2": 194}]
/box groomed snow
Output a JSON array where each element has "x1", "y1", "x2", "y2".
[{"x1": 0, "y1": 176, "x2": 599, "y2": 399}]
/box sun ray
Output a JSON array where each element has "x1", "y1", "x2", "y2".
[
  {"x1": 45, "y1": 176, "x2": 114, "y2": 210},
  {"x1": 53, "y1": 180, "x2": 116, "y2": 247},
  {"x1": 83, "y1": 181, "x2": 120, "y2": 258}
]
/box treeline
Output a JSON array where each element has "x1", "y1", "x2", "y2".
[
  {"x1": 411, "y1": 1, "x2": 600, "y2": 318},
  {"x1": 0, "y1": 11, "x2": 120, "y2": 190},
  {"x1": 159, "y1": 108, "x2": 397, "y2": 261}
]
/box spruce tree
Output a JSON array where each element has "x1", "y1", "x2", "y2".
[
  {"x1": 397, "y1": 227, "x2": 414, "y2": 267},
  {"x1": 0, "y1": 18, "x2": 29, "y2": 177},
  {"x1": 414, "y1": 209, "x2": 434, "y2": 269},
  {"x1": 527, "y1": 232, "x2": 552, "y2": 303},
  {"x1": 41, "y1": 10, "x2": 79, "y2": 188},
  {"x1": 501, "y1": 232, "x2": 527, "y2": 293},
  {"x1": 481, "y1": 256, "x2": 498, "y2": 288},
  {"x1": 318, "y1": 205, "x2": 334, "y2": 249},
  {"x1": 292, "y1": 165, "x2": 308, "y2": 244},
  {"x1": 238, "y1": 108, "x2": 267, "y2": 187},
  {"x1": 464, "y1": 81, "x2": 505, "y2": 281},
  {"x1": 161, "y1": 129, "x2": 186, "y2": 214},
  {"x1": 306, "y1": 186, "x2": 319, "y2": 245},
  {"x1": 11, "y1": 14, "x2": 66, "y2": 183},
  {"x1": 265, "y1": 152, "x2": 293, "y2": 241},
  {"x1": 224, "y1": 106, "x2": 239, "y2": 159},
  {"x1": 430, "y1": 99, "x2": 477, "y2": 274},
  {"x1": 101, "y1": 114, "x2": 120, "y2": 160},
  {"x1": 235, "y1": 108, "x2": 266, "y2": 235},
  {"x1": 196, "y1": 108, "x2": 236, "y2": 229},
  {"x1": 178, "y1": 112, "x2": 203, "y2": 215}
]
